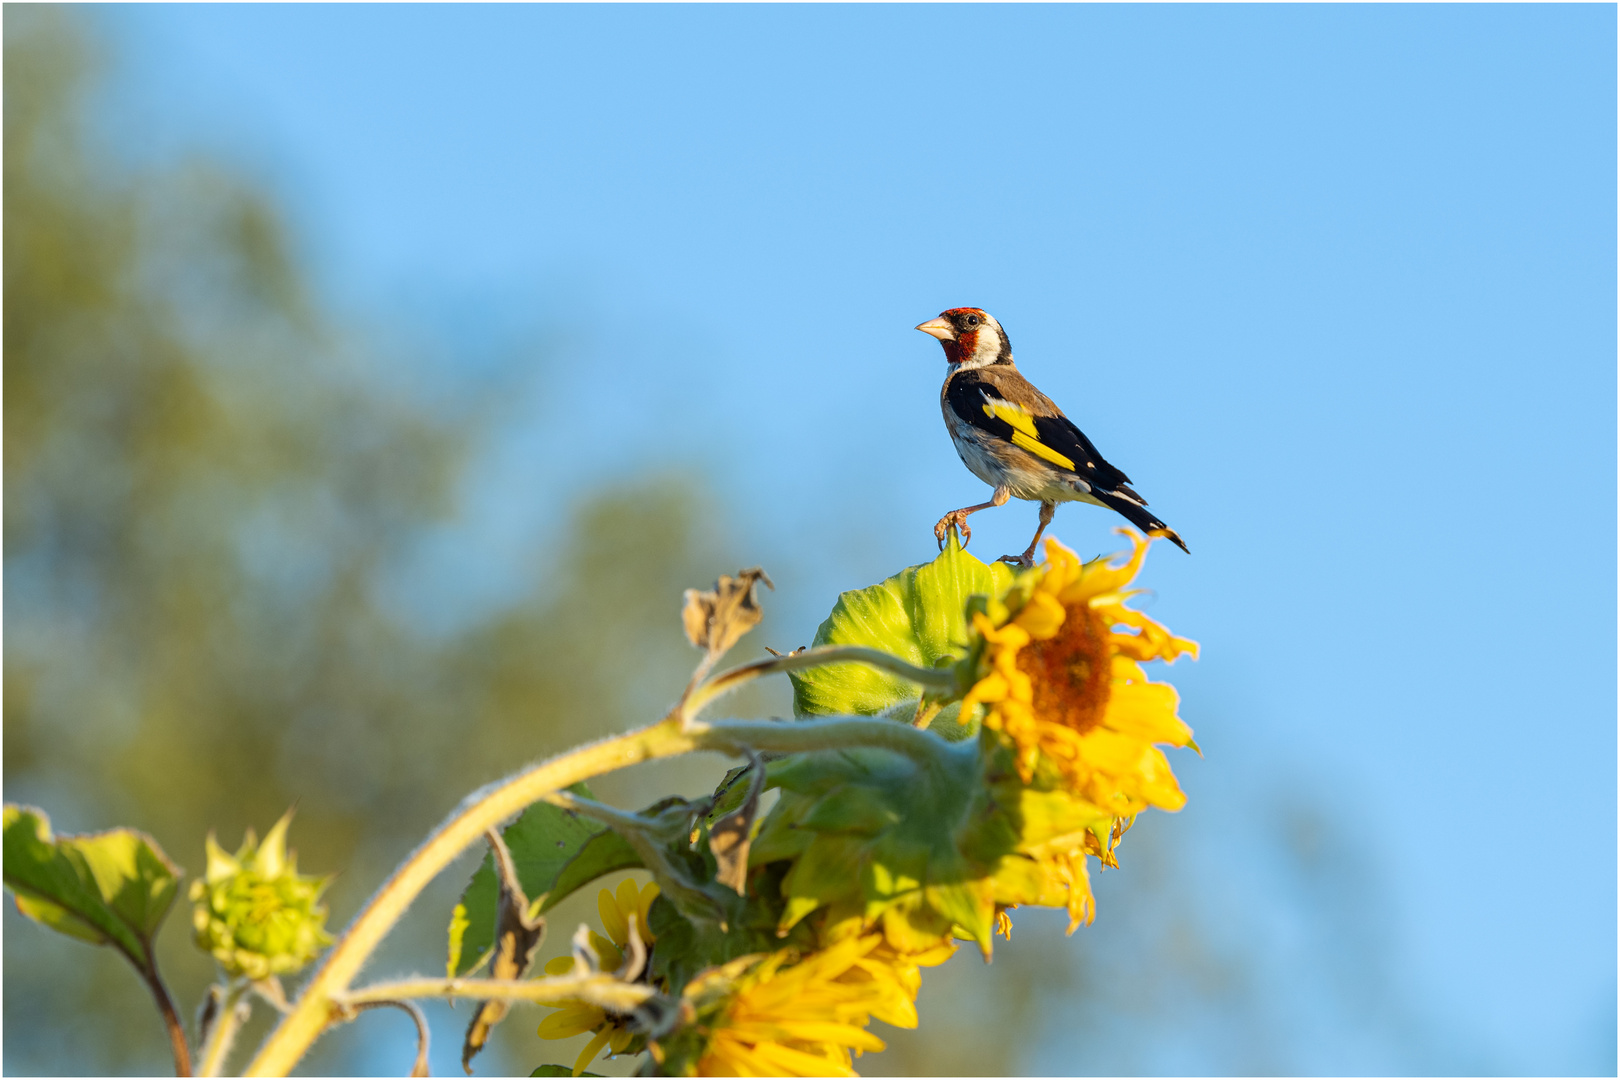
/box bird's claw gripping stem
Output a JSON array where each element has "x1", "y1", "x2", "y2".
[
  {"x1": 933, "y1": 488, "x2": 1008, "y2": 552},
  {"x1": 933, "y1": 512, "x2": 971, "y2": 551}
]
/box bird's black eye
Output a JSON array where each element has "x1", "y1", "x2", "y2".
[{"x1": 966, "y1": 314, "x2": 981, "y2": 327}]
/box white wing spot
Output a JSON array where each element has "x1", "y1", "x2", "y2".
[{"x1": 980, "y1": 391, "x2": 1025, "y2": 414}]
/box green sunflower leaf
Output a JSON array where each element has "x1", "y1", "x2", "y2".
[
  {"x1": 646, "y1": 862, "x2": 814, "y2": 996},
  {"x1": 3, "y1": 804, "x2": 181, "y2": 970},
  {"x1": 789, "y1": 534, "x2": 1014, "y2": 725},
  {"x1": 751, "y1": 739, "x2": 1004, "y2": 955},
  {"x1": 447, "y1": 785, "x2": 642, "y2": 977},
  {"x1": 747, "y1": 730, "x2": 1116, "y2": 958}
]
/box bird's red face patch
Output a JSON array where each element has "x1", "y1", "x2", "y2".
[
  {"x1": 930, "y1": 308, "x2": 992, "y2": 365},
  {"x1": 950, "y1": 329, "x2": 976, "y2": 364}
]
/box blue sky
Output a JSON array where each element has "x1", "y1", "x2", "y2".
[{"x1": 98, "y1": 5, "x2": 1614, "y2": 1075}]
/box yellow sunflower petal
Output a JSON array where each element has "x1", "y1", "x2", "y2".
[
  {"x1": 961, "y1": 670, "x2": 1009, "y2": 712},
  {"x1": 637, "y1": 881, "x2": 661, "y2": 941},
  {"x1": 538, "y1": 1003, "x2": 605, "y2": 1040},
  {"x1": 1103, "y1": 681, "x2": 1194, "y2": 746},
  {"x1": 572, "y1": 1027, "x2": 614, "y2": 1076},
  {"x1": 693, "y1": 934, "x2": 920, "y2": 1076},
  {"x1": 1037, "y1": 537, "x2": 1083, "y2": 591},
  {"x1": 744, "y1": 1039, "x2": 861, "y2": 1076},
  {"x1": 1103, "y1": 606, "x2": 1199, "y2": 662},
  {"x1": 597, "y1": 886, "x2": 628, "y2": 946},
  {"x1": 614, "y1": 879, "x2": 642, "y2": 938},
  {"x1": 1013, "y1": 589, "x2": 1067, "y2": 639},
  {"x1": 587, "y1": 929, "x2": 624, "y2": 970}
]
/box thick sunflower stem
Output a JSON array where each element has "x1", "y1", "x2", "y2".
[
  {"x1": 339, "y1": 975, "x2": 658, "y2": 1012},
  {"x1": 693, "y1": 715, "x2": 959, "y2": 772},
  {"x1": 243, "y1": 719, "x2": 701, "y2": 1076},
  {"x1": 244, "y1": 652, "x2": 954, "y2": 1076},
  {"x1": 683, "y1": 646, "x2": 958, "y2": 724}
]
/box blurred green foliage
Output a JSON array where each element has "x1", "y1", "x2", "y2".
[
  {"x1": 3, "y1": 10, "x2": 1448, "y2": 1078},
  {"x1": 3, "y1": 9, "x2": 759, "y2": 1074}
]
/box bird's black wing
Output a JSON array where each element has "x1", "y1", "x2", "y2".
[
  {"x1": 1030, "y1": 413, "x2": 1134, "y2": 492},
  {"x1": 945, "y1": 377, "x2": 1135, "y2": 494}
]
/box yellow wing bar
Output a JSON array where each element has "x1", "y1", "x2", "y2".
[{"x1": 982, "y1": 400, "x2": 1076, "y2": 471}]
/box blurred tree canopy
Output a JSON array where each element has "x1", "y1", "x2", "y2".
[
  {"x1": 3, "y1": 9, "x2": 755, "y2": 1074},
  {"x1": 4, "y1": 10, "x2": 1453, "y2": 1078}
]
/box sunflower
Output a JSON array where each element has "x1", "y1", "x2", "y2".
[
  {"x1": 960, "y1": 529, "x2": 1198, "y2": 817},
  {"x1": 691, "y1": 934, "x2": 925, "y2": 1077},
  {"x1": 536, "y1": 878, "x2": 660, "y2": 1076}
]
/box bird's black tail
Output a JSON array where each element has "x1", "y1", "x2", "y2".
[{"x1": 1093, "y1": 487, "x2": 1190, "y2": 554}]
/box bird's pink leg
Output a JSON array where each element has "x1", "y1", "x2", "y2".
[
  {"x1": 934, "y1": 487, "x2": 1010, "y2": 550},
  {"x1": 999, "y1": 500, "x2": 1055, "y2": 567}
]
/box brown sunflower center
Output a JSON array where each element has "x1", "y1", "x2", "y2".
[{"x1": 1016, "y1": 602, "x2": 1111, "y2": 734}]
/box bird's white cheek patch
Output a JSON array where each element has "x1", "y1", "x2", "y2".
[{"x1": 975, "y1": 335, "x2": 997, "y2": 364}]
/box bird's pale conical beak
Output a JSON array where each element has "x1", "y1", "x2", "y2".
[{"x1": 915, "y1": 317, "x2": 954, "y2": 341}]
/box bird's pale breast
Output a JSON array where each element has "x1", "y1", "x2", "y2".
[{"x1": 943, "y1": 408, "x2": 1102, "y2": 506}]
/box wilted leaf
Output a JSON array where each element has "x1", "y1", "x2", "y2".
[
  {"x1": 3, "y1": 804, "x2": 181, "y2": 970},
  {"x1": 708, "y1": 756, "x2": 764, "y2": 895},
  {"x1": 448, "y1": 788, "x2": 642, "y2": 978},
  {"x1": 462, "y1": 830, "x2": 547, "y2": 1073},
  {"x1": 790, "y1": 536, "x2": 1014, "y2": 721},
  {"x1": 682, "y1": 567, "x2": 773, "y2": 661}
]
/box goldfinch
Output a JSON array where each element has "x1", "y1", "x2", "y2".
[{"x1": 916, "y1": 307, "x2": 1188, "y2": 565}]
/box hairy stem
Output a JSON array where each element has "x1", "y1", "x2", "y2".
[
  {"x1": 247, "y1": 658, "x2": 954, "y2": 1074},
  {"x1": 244, "y1": 719, "x2": 699, "y2": 1076},
  {"x1": 683, "y1": 645, "x2": 957, "y2": 722},
  {"x1": 197, "y1": 981, "x2": 249, "y2": 1078},
  {"x1": 540, "y1": 791, "x2": 652, "y2": 835},
  {"x1": 345, "y1": 1001, "x2": 430, "y2": 1078},
  {"x1": 340, "y1": 974, "x2": 658, "y2": 1012},
  {"x1": 695, "y1": 715, "x2": 957, "y2": 767}
]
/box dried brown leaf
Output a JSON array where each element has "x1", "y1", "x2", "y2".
[
  {"x1": 461, "y1": 831, "x2": 546, "y2": 1074},
  {"x1": 708, "y1": 754, "x2": 765, "y2": 895},
  {"x1": 682, "y1": 568, "x2": 773, "y2": 661}
]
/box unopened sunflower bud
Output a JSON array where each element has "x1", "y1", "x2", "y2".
[{"x1": 189, "y1": 810, "x2": 332, "y2": 980}]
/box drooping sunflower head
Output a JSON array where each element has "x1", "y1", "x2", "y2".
[{"x1": 960, "y1": 529, "x2": 1198, "y2": 815}]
